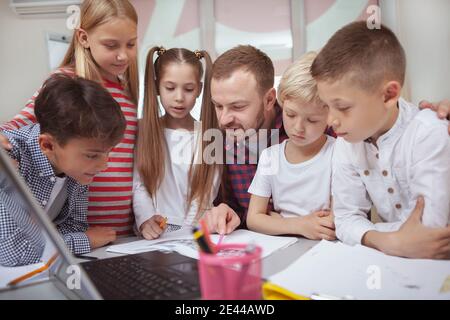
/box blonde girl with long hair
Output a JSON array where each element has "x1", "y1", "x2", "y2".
[{"x1": 1, "y1": 0, "x2": 139, "y2": 246}]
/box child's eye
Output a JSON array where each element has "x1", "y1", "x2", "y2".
[
  {"x1": 286, "y1": 113, "x2": 295, "y2": 118},
  {"x1": 127, "y1": 43, "x2": 136, "y2": 49},
  {"x1": 86, "y1": 154, "x2": 98, "y2": 159},
  {"x1": 308, "y1": 119, "x2": 318, "y2": 123},
  {"x1": 166, "y1": 87, "x2": 175, "y2": 91},
  {"x1": 185, "y1": 88, "x2": 194, "y2": 93},
  {"x1": 338, "y1": 106, "x2": 351, "y2": 112}
]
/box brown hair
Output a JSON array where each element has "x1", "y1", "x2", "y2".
[
  {"x1": 60, "y1": 0, "x2": 139, "y2": 104},
  {"x1": 137, "y1": 47, "x2": 219, "y2": 220},
  {"x1": 212, "y1": 45, "x2": 274, "y2": 94},
  {"x1": 311, "y1": 21, "x2": 406, "y2": 90},
  {"x1": 35, "y1": 74, "x2": 126, "y2": 147}
]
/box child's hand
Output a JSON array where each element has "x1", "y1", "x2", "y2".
[
  {"x1": 139, "y1": 215, "x2": 167, "y2": 240},
  {"x1": 86, "y1": 227, "x2": 117, "y2": 249},
  {"x1": 0, "y1": 134, "x2": 12, "y2": 151},
  {"x1": 0, "y1": 134, "x2": 18, "y2": 168},
  {"x1": 294, "y1": 210, "x2": 336, "y2": 240}
]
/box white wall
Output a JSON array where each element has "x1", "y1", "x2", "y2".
[
  {"x1": 381, "y1": 0, "x2": 450, "y2": 104},
  {"x1": 0, "y1": 2, "x2": 68, "y2": 123}
]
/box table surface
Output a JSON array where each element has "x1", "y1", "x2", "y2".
[{"x1": 0, "y1": 235, "x2": 319, "y2": 299}]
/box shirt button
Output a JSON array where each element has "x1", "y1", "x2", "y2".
[
  {"x1": 42, "y1": 200, "x2": 47, "y2": 206},
  {"x1": 388, "y1": 187, "x2": 394, "y2": 194},
  {"x1": 50, "y1": 177, "x2": 56, "y2": 182},
  {"x1": 364, "y1": 170, "x2": 370, "y2": 176},
  {"x1": 395, "y1": 203, "x2": 402, "y2": 209},
  {"x1": 382, "y1": 170, "x2": 388, "y2": 176},
  {"x1": 39, "y1": 172, "x2": 44, "y2": 177},
  {"x1": 376, "y1": 154, "x2": 379, "y2": 159}
]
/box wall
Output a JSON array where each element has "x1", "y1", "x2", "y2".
[
  {"x1": 0, "y1": 1, "x2": 68, "y2": 123},
  {"x1": 1, "y1": 0, "x2": 449, "y2": 124}
]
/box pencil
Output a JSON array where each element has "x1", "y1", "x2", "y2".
[
  {"x1": 8, "y1": 253, "x2": 59, "y2": 286},
  {"x1": 159, "y1": 217, "x2": 168, "y2": 229},
  {"x1": 192, "y1": 227, "x2": 213, "y2": 254},
  {"x1": 199, "y1": 219, "x2": 215, "y2": 251}
]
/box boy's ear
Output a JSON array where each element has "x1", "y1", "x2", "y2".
[
  {"x1": 264, "y1": 88, "x2": 277, "y2": 111},
  {"x1": 38, "y1": 134, "x2": 57, "y2": 157},
  {"x1": 382, "y1": 81, "x2": 402, "y2": 108},
  {"x1": 76, "y1": 28, "x2": 90, "y2": 49}
]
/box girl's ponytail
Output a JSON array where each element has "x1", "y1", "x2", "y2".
[
  {"x1": 188, "y1": 50, "x2": 222, "y2": 221},
  {"x1": 136, "y1": 47, "x2": 166, "y2": 204}
]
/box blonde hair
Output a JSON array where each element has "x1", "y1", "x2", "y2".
[
  {"x1": 278, "y1": 51, "x2": 321, "y2": 106},
  {"x1": 137, "y1": 47, "x2": 220, "y2": 220},
  {"x1": 60, "y1": 0, "x2": 139, "y2": 104}
]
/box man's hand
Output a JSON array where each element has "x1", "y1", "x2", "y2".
[
  {"x1": 204, "y1": 203, "x2": 241, "y2": 235},
  {"x1": 419, "y1": 99, "x2": 450, "y2": 134}
]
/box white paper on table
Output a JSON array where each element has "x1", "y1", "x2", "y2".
[
  {"x1": 107, "y1": 228, "x2": 297, "y2": 260},
  {"x1": 210, "y1": 230, "x2": 298, "y2": 259},
  {"x1": 106, "y1": 226, "x2": 193, "y2": 254},
  {"x1": 0, "y1": 235, "x2": 59, "y2": 288},
  {"x1": 268, "y1": 240, "x2": 450, "y2": 300}
]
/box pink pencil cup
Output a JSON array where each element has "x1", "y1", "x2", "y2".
[{"x1": 198, "y1": 243, "x2": 262, "y2": 300}]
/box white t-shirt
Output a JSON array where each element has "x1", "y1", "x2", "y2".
[
  {"x1": 248, "y1": 136, "x2": 335, "y2": 217},
  {"x1": 133, "y1": 127, "x2": 220, "y2": 229}
]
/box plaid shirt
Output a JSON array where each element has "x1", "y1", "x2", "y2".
[
  {"x1": 216, "y1": 103, "x2": 336, "y2": 229},
  {"x1": 0, "y1": 124, "x2": 91, "y2": 266},
  {"x1": 216, "y1": 103, "x2": 288, "y2": 229}
]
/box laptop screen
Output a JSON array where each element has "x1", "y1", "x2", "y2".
[{"x1": 0, "y1": 148, "x2": 100, "y2": 299}]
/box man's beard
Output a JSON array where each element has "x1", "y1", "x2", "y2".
[{"x1": 221, "y1": 105, "x2": 267, "y2": 142}]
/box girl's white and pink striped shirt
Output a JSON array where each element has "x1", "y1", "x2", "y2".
[{"x1": 1, "y1": 69, "x2": 137, "y2": 236}]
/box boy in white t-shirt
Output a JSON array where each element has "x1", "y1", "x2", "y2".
[{"x1": 246, "y1": 52, "x2": 336, "y2": 240}]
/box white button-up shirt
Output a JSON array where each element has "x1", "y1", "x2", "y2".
[{"x1": 332, "y1": 98, "x2": 450, "y2": 245}]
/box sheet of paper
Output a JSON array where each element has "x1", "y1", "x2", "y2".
[
  {"x1": 107, "y1": 228, "x2": 298, "y2": 260},
  {"x1": 210, "y1": 230, "x2": 298, "y2": 259},
  {"x1": 268, "y1": 240, "x2": 450, "y2": 300},
  {"x1": 0, "y1": 236, "x2": 58, "y2": 288},
  {"x1": 106, "y1": 226, "x2": 193, "y2": 254}
]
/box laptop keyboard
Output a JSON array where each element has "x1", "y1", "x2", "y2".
[{"x1": 82, "y1": 254, "x2": 200, "y2": 300}]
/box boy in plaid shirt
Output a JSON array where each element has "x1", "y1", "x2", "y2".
[{"x1": 0, "y1": 74, "x2": 125, "y2": 266}]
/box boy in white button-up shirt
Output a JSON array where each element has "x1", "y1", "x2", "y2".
[{"x1": 311, "y1": 21, "x2": 450, "y2": 259}]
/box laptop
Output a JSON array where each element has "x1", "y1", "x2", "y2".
[{"x1": 0, "y1": 148, "x2": 200, "y2": 300}]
